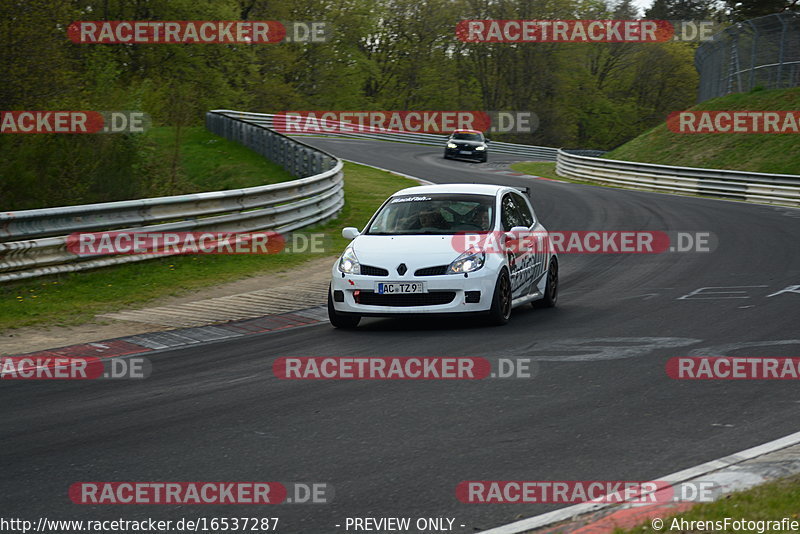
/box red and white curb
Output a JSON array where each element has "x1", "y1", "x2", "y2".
[
  {"x1": 4, "y1": 306, "x2": 328, "y2": 360},
  {"x1": 345, "y1": 154, "x2": 564, "y2": 184},
  {"x1": 479, "y1": 430, "x2": 800, "y2": 534},
  {"x1": 484, "y1": 166, "x2": 566, "y2": 183}
]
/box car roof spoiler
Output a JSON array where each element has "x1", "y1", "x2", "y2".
[{"x1": 513, "y1": 186, "x2": 531, "y2": 197}]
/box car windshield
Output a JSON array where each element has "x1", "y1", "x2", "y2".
[
  {"x1": 365, "y1": 194, "x2": 495, "y2": 235},
  {"x1": 451, "y1": 132, "x2": 484, "y2": 141}
]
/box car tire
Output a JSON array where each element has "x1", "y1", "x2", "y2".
[
  {"x1": 480, "y1": 155, "x2": 487, "y2": 163},
  {"x1": 533, "y1": 258, "x2": 558, "y2": 308},
  {"x1": 487, "y1": 269, "x2": 512, "y2": 326},
  {"x1": 328, "y1": 285, "x2": 361, "y2": 329},
  {"x1": 443, "y1": 152, "x2": 450, "y2": 159}
]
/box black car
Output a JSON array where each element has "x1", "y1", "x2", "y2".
[{"x1": 443, "y1": 130, "x2": 488, "y2": 162}]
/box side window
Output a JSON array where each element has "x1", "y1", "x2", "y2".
[
  {"x1": 513, "y1": 194, "x2": 534, "y2": 227},
  {"x1": 501, "y1": 194, "x2": 523, "y2": 231}
]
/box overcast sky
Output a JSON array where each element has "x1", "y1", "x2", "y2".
[{"x1": 630, "y1": 0, "x2": 653, "y2": 16}]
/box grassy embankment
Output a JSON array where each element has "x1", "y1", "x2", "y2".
[{"x1": 512, "y1": 87, "x2": 800, "y2": 180}]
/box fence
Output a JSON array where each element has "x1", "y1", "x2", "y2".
[
  {"x1": 0, "y1": 112, "x2": 344, "y2": 283},
  {"x1": 556, "y1": 149, "x2": 800, "y2": 207},
  {"x1": 696, "y1": 12, "x2": 800, "y2": 102}
]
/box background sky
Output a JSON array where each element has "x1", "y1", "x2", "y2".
[{"x1": 631, "y1": 0, "x2": 652, "y2": 16}]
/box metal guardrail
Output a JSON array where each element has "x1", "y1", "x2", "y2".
[
  {"x1": 4, "y1": 107, "x2": 795, "y2": 284},
  {"x1": 556, "y1": 149, "x2": 800, "y2": 207},
  {"x1": 0, "y1": 112, "x2": 344, "y2": 283},
  {"x1": 220, "y1": 110, "x2": 800, "y2": 206},
  {"x1": 212, "y1": 110, "x2": 560, "y2": 161}
]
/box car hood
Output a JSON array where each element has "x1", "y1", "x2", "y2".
[{"x1": 351, "y1": 235, "x2": 462, "y2": 270}]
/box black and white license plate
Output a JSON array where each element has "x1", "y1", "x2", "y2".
[
  {"x1": 459, "y1": 150, "x2": 472, "y2": 155},
  {"x1": 376, "y1": 282, "x2": 426, "y2": 294}
]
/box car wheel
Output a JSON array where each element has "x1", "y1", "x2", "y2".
[
  {"x1": 487, "y1": 269, "x2": 512, "y2": 326},
  {"x1": 533, "y1": 258, "x2": 558, "y2": 308},
  {"x1": 443, "y1": 152, "x2": 450, "y2": 159},
  {"x1": 480, "y1": 155, "x2": 487, "y2": 163},
  {"x1": 328, "y1": 285, "x2": 361, "y2": 329}
]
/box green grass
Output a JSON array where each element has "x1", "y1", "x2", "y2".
[
  {"x1": 605, "y1": 87, "x2": 800, "y2": 175},
  {"x1": 509, "y1": 161, "x2": 600, "y2": 187},
  {"x1": 616, "y1": 474, "x2": 800, "y2": 533},
  {"x1": 0, "y1": 126, "x2": 297, "y2": 211},
  {"x1": 0, "y1": 162, "x2": 416, "y2": 332},
  {"x1": 145, "y1": 126, "x2": 295, "y2": 192},
  {"x1": 508, "y1": 162, "x2": 561, "y2": 180}
]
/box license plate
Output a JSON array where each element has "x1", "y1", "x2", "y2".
[
  {"x1": 459, "y1": 150, "x2": 472, "y2": 154},
  {"x1": 376, "y1": 282, "x2": 426, "y2": 294}
]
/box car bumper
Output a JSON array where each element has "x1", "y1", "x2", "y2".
[
  {"x1": 445, "y1": 148, "x2": 486, "y2": 160},
  {"x1": 330, "y1": 266, "x2": 497, "y2": 316}
]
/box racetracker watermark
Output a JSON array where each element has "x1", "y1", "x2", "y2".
[
  {"x1": 667, "y1": 111, "x2": 800, "y2": 134},
  {"x1": 68, "y1": 482, "x2": 332, "y2": 504},
  {"x1": 451, "y1": 231, "x2": 716, "y2": 254},
  {"x1": 66, "y1": 231, "x2": 330, "y2": 256},
  {"x1": 0, "y1": 111, "x2": 150, "y2": 134},
  {"x1": 456, "y1": 20, "x2": 716, "y2": 43},
  {"x1": 273, "y1": 357, "x2": 538, "y2": 380},
  {"x1": 68, "y1": 21, "x2": 285, "y2": 43},
  {"x1": 1, "y1": 356, "x2": 103, "y2": 380},
  {"x1": 0, "y1": 518, "x2": 279, "y2": 533},
  {"x1": 456, "y1": 480, "x2": 720, "y2": 504},
  {"x1": 67, "y1": 21, "x2": 330, "y2": 44},
  {"x1": 273, "y1": 111, "x2": 539, "y2": 134},
  {"x1": 0, "y1": 356, "x2": 151, "y2": 380},
  {"x1": 667, "y1": 357, "x2": 800, "y2": 379},
  {"x1": 280, "y1": 21, "x2": 331, "y2": 43}
]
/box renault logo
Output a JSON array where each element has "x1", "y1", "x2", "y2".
[{"x1": 397, "y1": 263, "x2": 407, "y2": 275}]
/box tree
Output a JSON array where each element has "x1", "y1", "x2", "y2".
[
  {"x1": 725, "y1": 0, "x2": 798, "y2": 20},
  {"x1": 0, "y1": 0, "x2": 82, "y2": 108},
  {"x1": 645, "y1": 0, "x2": 717, "y2": 19},
  {"x1": 613, "y1": 0, "x2": 640, "y2": 18}
]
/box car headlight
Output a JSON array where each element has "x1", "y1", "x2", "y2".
[
  {"x1": 338, "y1": 246, "x2": 360, "y2": 274},
  {"x1": 476, "y1": 145, "x2": 486, "y2": 150},
  {"x1": 447, "y1": 142, "x2": 457, "y2": 149},
  {"x1": 447, "y1": 249, "x2": 485, "y2": 274}
]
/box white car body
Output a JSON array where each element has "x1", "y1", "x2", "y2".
[{"x1": 328, "y1": 183, "x2": 558, "y2": 326}]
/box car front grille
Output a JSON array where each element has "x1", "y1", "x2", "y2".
[
  {"x1": 414, "y1": 265, "x2": 449, "y2": 276},
  {"x1": 360, "y1": 265, "x2": 389, "y2": 276},
  {"x1": 357, "y1": 291, "x2": 456, "y2": 307}
]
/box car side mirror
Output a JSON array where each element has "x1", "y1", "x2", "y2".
[
  {"x1": 503, "y1": 226, "x2": 535, "y2": 250},
  {"x1": 342, "y1": 227, "x2": 360, "y2": 240},
  {"x1": 503, "y1": 226, "x2": 530, "y2": 244}
]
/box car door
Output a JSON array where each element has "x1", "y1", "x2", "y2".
[
  {"x1": 513, "y1": 193, "x2": 546, "y2": 294},
  {"x1": 500, "y1": 193, "x2": 531, "y2": 299}
]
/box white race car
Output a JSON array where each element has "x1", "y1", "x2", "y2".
[{"x1": 328, "y1": 183, "x2": 558, "y2": 328}]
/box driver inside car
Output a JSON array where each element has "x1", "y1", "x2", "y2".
[
  {"x1": 468, "y1": 205, "x2": 492, "y2": 231},
  {"x1": 418, "y1": 208, "x2": 448, "y2": 230}
]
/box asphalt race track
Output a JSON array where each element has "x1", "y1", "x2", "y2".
[{"x1": 3, "y1": 138, "x2": 800, "y2": 532}]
